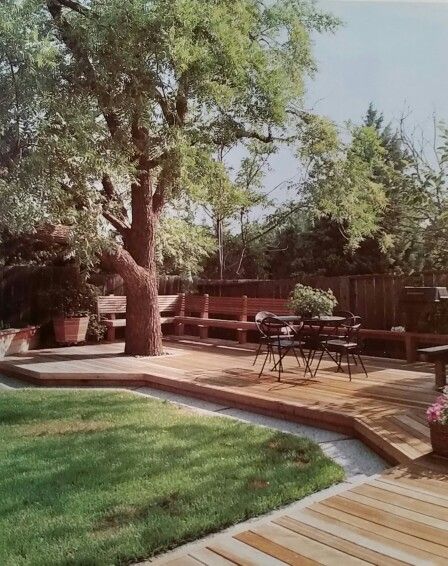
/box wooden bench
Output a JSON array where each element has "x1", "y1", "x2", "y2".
[
  {"x1": 97, "y1": 294, "x2": 184, "y2": 341},
  {"x1": 97, "y1": 293, "x2": 448, "y2": 364},
  {"x1": 417, "y1": 345, "x2": 448, "y2": 390},
  {"x1": 175, "y1": 295, "x2": 292, "y2": 344}
]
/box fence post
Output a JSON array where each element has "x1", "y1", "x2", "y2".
[
  {"x1": 175, "y1": 293, "x2": 185, "y2": 336},
  {"x1": 199, "y1": 294, "x2": 209, "y2": 339},
  {"x1": 238, "y1": 295, "x2": 248, "y2": 344}
]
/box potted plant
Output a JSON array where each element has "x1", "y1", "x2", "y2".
[
  {"x1": 0, "y1": 322, "x2": 40, "y2": 357},
  {"x1": 426, "y1": 387, "x2": 448, "y2": 458},
  {"x1": 51, "y1": 278, "x2": 97, "y2": 345},
  {"x1": 288, "y1": 283, "x2": 338, "y2": 318}
]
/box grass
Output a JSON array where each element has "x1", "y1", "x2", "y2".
[{"x1": 0, "y1": 390, "x2": 344, "y2": 565}]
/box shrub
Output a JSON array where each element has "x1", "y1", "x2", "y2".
[{"x1": 288, "y1": 284, "x2": 338, "y2": 317}]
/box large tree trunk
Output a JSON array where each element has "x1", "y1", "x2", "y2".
[
  {"x1": 126, "y1": 173, "x2": 163, "y2": 356},
  {"x1": 123, "y1": 261, "x2": 162, "y2": 356},
  {"x1": 104, "y1": 243, "x2": 163, "y2": 356},
  {"x1": 105, "y1": 172, "x2": 164, "y2": 356}
]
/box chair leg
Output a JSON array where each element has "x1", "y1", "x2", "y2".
[
  {"x1": 258, "y1": 347, "x2": 271, "y2": 379},
  {"x1": 352, "y1": 354, "x2": 358, "y2": 365},
  {"x1": 253, "y1": 342, "x2": 262, "y2": 366},
  {"x1": 292, "y1": 346, "x2": 301, "y2": 367},
  {"x1": 298, "y1": 347, "x2": 311, "y2": 376},
  {"x1": 302, "y1": 349, "x2": 311, "y2": 377},
  {"x1": 346, "y1": 350, "x2": 352, "y2": 381},
  {"x1": 335, "y1": 352, "x2": 344, "y2": 373},
  {"x1": 313, "y1": 349, "x2": 325, "y2": 377},
  {"x1": 358, "y1": 354, "x2": 368, "y2": 377}
]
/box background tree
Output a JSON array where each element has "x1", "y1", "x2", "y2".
[{"x1": 0, "y1": 0, "x2": 337, "y2": 355}]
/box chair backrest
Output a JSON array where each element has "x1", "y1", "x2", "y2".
[
  {"x1": 334, "y1": 310, "x2": 357, "y2": 326},
  {"x1": 341, "y1": 322, "x2": 362, "y2": 342},
  {"x1": 257, "y1": 313, "x2": 299, "y2": 340},
  {"x1": 255, "y1": 311, "x2": 276, "y2": 337}
]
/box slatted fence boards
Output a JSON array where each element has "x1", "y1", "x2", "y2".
[
  {"x1": 3, "y1": 266, "x2": 448, "y2": 331},
  {"x1": 197, "y1": 273, "x2": 448, "y2": 330}
]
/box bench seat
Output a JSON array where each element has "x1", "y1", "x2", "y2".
[
  {"x1": 175, "y1": 316, "x2": 256, "y2": 330},
  {"x1": 418, "y1": 345, "x2": 448, "y2": 390},
  {"x1": 103, "y1": 318, "x2": 126, "y2": 329},
  {"x1": 104, "y1": 317, "x2": 175, "y2": 329}
]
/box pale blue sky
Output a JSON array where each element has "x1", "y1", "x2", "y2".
[{"x1": 257, "y1": 0, "x2": 448, "y2": 205}]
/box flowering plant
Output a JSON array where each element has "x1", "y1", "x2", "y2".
[
  {"x1": 288, "y1": 284, "x2": 338, "y2": 318},
  {"x1": 426, "y1": 387, "x2": 448, "y2": 425}
]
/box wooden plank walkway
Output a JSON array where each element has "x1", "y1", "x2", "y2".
[
  {"x1": 1, "y1": 338, "x2": 447, "y2": 565},
  {"x1": 154, "y1": 461, "x2": 448, "y2": 566}
]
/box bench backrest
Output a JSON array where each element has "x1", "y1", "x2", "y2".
[
  {"x1": 98, "y1": 295, "x2": 181, "y2": 316},
  {"x1": 208, "y1": 296, "x2": 245, "y2": 315},
  {"x1": 183, "y1": 294, "x2": 292, "y2": 319},
  {"x1": 98, "y1": 295, "x2": 126, "y2": 315},
  {"x1": 185, "y1": 294, "x2": 207, "y2": 314},
  {"x1": 246, "y1": 297, "x2": 291, "y2": 317},
  {"x1": 158, "y1": 295, "x2": 181, "y2": 312}
]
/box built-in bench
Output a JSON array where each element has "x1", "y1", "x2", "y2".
[
  {"x1": 98, "y1": 293, "x2": 448, "y2": 363},
  {"x1": 97, "y1": 294, "x2": 184, "y2": 341},
  {"x1": 175, "y1": 295, "x2": 292, "y2": 344},
  {"x1": 417, "y1": 345, "x2": 448, "y2": 390}
]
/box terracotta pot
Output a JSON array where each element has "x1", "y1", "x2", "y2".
[
  {"x1": 429, "y1": 422, "x2": 448, "y2": 458},
  {"x1": 53, "y1": 316, "x2": 89, "y2": 345},
  {"x1": 0, "y1": 326, "x2": 39, "y2": 357}
]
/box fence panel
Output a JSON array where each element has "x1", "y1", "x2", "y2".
[{"x1": 3, "y1": 267, "x2": 448, "y2": 331}]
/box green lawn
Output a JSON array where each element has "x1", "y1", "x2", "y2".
[{"x1": 0, "y1": 390, "x2": 344, "y2": 566}]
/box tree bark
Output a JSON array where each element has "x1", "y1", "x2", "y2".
[
  {"x1": 124, "y1": 262, "x2": 162, "y2": 356},
  {"x1": 103, "y1": 243, "x2": 163, "y2": 357},
  {"x1": 122, "y1": 172, "x2": 163, "y2": 356}
]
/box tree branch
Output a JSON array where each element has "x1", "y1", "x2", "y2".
[
  {"x1": 102, "y1": 211, "x2": 130, "y2": 236},
  {"x1": 101, "y1": 174, "x2": 130, "y2": 235},
  {"x1": 57, "y1": 0, "x2": 90, "y2": 16},
  {"x1": 47, "y1": 0, "x2": 120, "y2": 138}
]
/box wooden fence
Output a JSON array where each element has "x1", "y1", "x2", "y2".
[
  {"x1": 2, "y1": 266, "x2": 448, "y2": 331},
  {"x1": 196, "y1": 273, "x2": 448, "y2": 330},
  {"x1": 0, "y1": 267, "x2": 190, "y2": 326}
]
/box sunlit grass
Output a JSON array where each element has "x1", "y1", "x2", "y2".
[{"x1": 0, "y1": 390, "x2": 344, "y2": 565}]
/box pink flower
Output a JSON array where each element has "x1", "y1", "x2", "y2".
[{"x1": 427, "y1": 391, "x2": 448, "y2": 425}]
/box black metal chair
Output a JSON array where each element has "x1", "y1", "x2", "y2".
[
  {"x1": 256, "y1": 314, "x2": 309, "y2": 381},
  {"x1": 315, "y1": 322, "x2": 368, "y2": 381},
  {"x1": 253, "y1": 311, "x2": 278, "y2": 366}
]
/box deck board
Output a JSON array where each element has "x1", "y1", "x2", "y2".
[{"x1": 1, "y1": 338, "x2": 447, "y2": 565}]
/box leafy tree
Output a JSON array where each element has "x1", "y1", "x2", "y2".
[
  {"x1": 291, "y1": 114, "x2": 388, "y2": 257},
  {"x1": 157, "y1": 216, "x2": 215, "y2": 277},
  {"x1": 198, "y1": 141, "x2": 274, "y2": 278},
  {"x1": 262, "y1": 106, "x2": 429, "y2": 277},
  {"x1": 0, "y1": 0, "x2": 337, "y2": 354}
]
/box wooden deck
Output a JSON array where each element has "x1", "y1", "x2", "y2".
[
  {"x1": 1, "y1": 338, "x2": 447, "y2": 565},
  {"x1": 0, "y1": 338, "x2": 440, "y2": 465},
  {"x1": 154, "y1": 460, "x2": 448, "y2": 566}
]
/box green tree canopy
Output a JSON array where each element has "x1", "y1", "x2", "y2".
[{"x1": 0, "y1": 0, "x2": 338, "y2": 354}]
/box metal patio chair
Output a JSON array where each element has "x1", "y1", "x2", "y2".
[
  {"x1": 314, "y1": 322, "x2": 368, "y2": 381},
  {"x1": 256, "y1": 314, "x2": 310, "y2": 381}
]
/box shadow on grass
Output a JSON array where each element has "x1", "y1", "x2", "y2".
[{"x1": 0, "y1": 390, "x2": 343, "y2": 565}]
